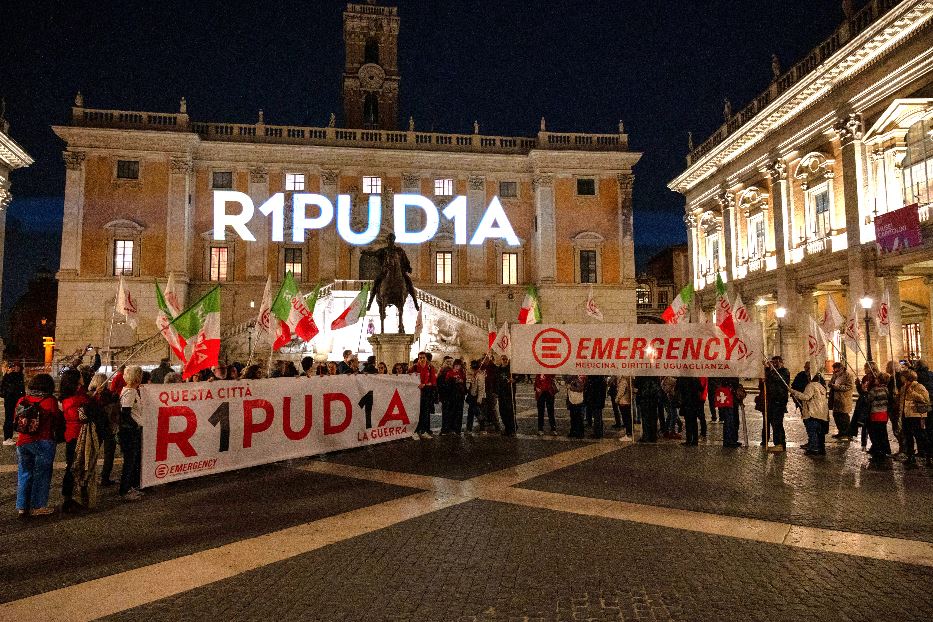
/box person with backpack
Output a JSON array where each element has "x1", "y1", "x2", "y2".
[
  {"x1": 2, "y1": 360, "x2": 25, "y2": 446},
  {"x1": 14, "y1": 373, "x2": 63, "y2": 517},
  {"x1": 119, "y1": 366, "x2": 145, "y2": 500}
]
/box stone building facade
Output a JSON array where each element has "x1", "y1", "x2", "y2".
[
  {"x1": 51, "y1": 2, "x2": 640, "y2": 363},
  {"x1": 670, "y1": 0, "x2": 933, "y2": 373},
  {"x1": 0, "y1": 104, "x2": 34, "y2": 314}
]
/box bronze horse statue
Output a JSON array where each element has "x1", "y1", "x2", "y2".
[{"x1": 364, "y1": 233, "x2": 420, "y2": 334}]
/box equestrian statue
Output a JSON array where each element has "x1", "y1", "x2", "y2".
[{"x1": 363, "y1": 233, "x2": 420, "y2": 334}]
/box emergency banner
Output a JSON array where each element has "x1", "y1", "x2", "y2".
[
  {"x1": 510, "y1": 323, "x2": 764, "y2": 378},
  {"x1": 139, "y1": 374, "x2": 419, "y2": 488}
]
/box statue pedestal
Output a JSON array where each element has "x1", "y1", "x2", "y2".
[{"x1": 368, "y1": 333, "x2": 416, "y2": 369}]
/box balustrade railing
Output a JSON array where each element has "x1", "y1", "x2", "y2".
[
  {"x1": 73, "y1": 107, "x2": 626, "y2": 154},
  {"x1": 686, "y1": 0, "x2": 904, "y2": 166}
]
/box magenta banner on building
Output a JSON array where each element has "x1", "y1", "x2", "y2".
[{"x1": 875, "y1": 203, "x2": 921, "y2": 254}]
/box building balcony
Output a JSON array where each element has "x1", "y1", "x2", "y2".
[{"x1": 69, "y1": 105, "x2": 630, "y2": 155}]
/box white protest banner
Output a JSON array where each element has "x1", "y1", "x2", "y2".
[
  {"x1": 140, "y1": 374, "x2": 419, "y2": 488},
  {"x1": 510, "y1": 323, "x2": 764, "y2": 378}
]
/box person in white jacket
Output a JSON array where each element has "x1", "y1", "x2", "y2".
[{"x1": 791, "y1": 374, "x2": 829, "y2": 455}]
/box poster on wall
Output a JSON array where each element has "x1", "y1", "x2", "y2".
[
  {"x1": 510, "y1": 323, "x2": 764, "y2": 378},
  {"x1": 139, "y1": 374, "x2": 419, "y2": 488},
  {"x1": 875, "y1": 203, "x2": 921, "y2": 254}
]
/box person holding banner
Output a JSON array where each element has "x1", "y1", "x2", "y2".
[
  {"x1": 635, "y1": 376, "x2": 662, "y2": 443},
  {"x1": 676, "y1": 376, "x2": 703, "y2": 446},
  {"x1": 534, "y1": 373, "x2": 558, "y2": 436},
  {"x1": 584, "y1": 374, "x2": 608, "y2": 439},
  {"x1": 496, "y1": 356, "x2": 517, "y2": 437},
  {"x1": 897, "y1": 369, "x2": 930, "y2": 469},
  {"x1": 865, "y1": 372, "x2": 892, "y2": 463},
  {"x1": 118, "y1": 366, "x2": 144, "y2": 500},
  {"x1": 716, "y1": 377, "x2": 741, "y2": 448},
  {"x1": 565, "y1": 375, "x2": 587, "y2": 439},
  {"x1": 790, "y1": 373, "x2": 828, "y2": 456},
  {"x1": 829, "y1": 362, "x2": 854, "y2": 438},
  {"x1": 412, "y1": 352, "x2": 437, "y2": 439}
]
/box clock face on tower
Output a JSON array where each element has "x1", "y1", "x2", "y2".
[{"x1": 358, "y1": 63, "x2": 386, "y2": 91}]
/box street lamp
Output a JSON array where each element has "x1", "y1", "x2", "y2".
[
  {"x1": 860, "y1": 296, "x2": 874, "y2": 362},
  {"x1": 775, "y1": 306, "x2": 787, "y2": 358}
]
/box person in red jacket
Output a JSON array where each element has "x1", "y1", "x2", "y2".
[
  {"x1": 59, "y1": 369, "x2": 90, "y2": 512},
  {"x1": 412, "y1": 352, "x2": 437, "y2": 438},
  {"x1": 534, "y1": 374, "x2": 558, "y2": 435},
  {"x1": 15, "y1": 374, "x2": 63, "y2": 517}
]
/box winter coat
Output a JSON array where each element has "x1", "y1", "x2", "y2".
[
  {"x1": 14, "y1": 395, "x2": 63, "y2": 446},
  {"x1": 584, "y1": 375, "x2": 608, "y2": 410},
  {"x1": 534, "y1": 374, "x2": 557, "y2": 400},
  {"x1": 899, "y1": 380, "x2": 930, "y2": 419},
  {"x1": 791, "y1": 381, "x2": 829, "y2": 421},
  {"x1": 61, "y1": 390, "x2": 91, "y2": 443},
  {"x1": 829, "y1": 369, "x2": 854, "y2": 413},
  {"x1": 614, "y1": 376, "x2": 632, "y2": 406}
]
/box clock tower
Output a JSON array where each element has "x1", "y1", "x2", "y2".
[{"x1": 342, "y1": 2, "x2": 400, "y2": 130}]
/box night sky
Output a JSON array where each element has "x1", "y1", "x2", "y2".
[{"x1": 0, "y1": 0, "x2": 850, "y2": 327}]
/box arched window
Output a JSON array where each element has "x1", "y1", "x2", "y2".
[
  {"x1": 364, "y1": 38, "x2": 380, "y2": 65},
  {"x1": 363, "y1": 93, "x2": 379, "y2": 129}
]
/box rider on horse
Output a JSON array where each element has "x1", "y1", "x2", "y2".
[{"x1": 366, "y1": 233, "x2": 420, "y2": 311}]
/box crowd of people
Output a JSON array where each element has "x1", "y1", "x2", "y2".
[{"x1": 4, "y1": 346, "x2": 932, "y2": 518}]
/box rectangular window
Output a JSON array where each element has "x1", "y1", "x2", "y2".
[
  {"x1": 209, "y1": 247, "x2": 229, "y2": 282},
  {"x1": 212, "y1": 171, "x2": 233, "y2": 189},
  {"x1": 116, "y1": 160, "x2": 139, "y2": 180},
  {"x1": 707, "y1": 237, "x2": 720, "y2": 271},
  {"x1": 748, "y1": 214, "x2": 766, "y2": 259},
  {"x1": 501, "y1": 252, "x2": 518, "y2": 285},
  {"x1": 285, "y1": 173, "x2": 305, "y2": 191},
  {"x1": 113, "y1": 240, "x2": 134, "y2": 276},
  {"x1": 284, "y1": 248, "x2": 302, "y2": 281},
  {"x1": 434, "y1": 178, "x2": 454, "y2": 196},
  {"x1": 435, "y1": 251, "x2": 452, "y2": 284},
  {"x1": 576, "y1": 178, "x2": 596, "y2": 196},
  {"x1": 580, "y1": 250, "x2": 597, "y2": 283},
  {"x1": 904, "y1": 323, "x2": 922, "y2": 360},
  {"x1": 814, "y1": 188, "x2": 830, "y2": 237},
  {"x1": 499, "y1": 181, "x2": 517, "y2": 198},
  {"x1": 637, "y1": 288, "x2": 650, "y2": 305},
  {"x1": 657, "y1": 291, "x2": 669, "y2": 307},
  {"x1": 363, "y1": 176, "x2": 382, "y2": 194}
]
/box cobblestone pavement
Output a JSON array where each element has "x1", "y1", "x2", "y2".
[
  {"x1": 106, "y1": 499, "x2": 933, "y2": 622},
  {"x1": 2, "y1": 383, "x2": 932, "y2": 621}
]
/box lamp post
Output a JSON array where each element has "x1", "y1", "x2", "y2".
[
  {"x1": 860, "y1": 296, "x2": 874, "y2": 363},
  {"x1": 775, "y1": 306, "x2": 787, "y2": 358}
]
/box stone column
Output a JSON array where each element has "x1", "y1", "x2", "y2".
[
  {"x1": 167, "y1": 157, "x2": 192, "y2": 280},
  {"x1": 684, "y1": 212, "x2": 698, "y2": 292},
  {"x1": 533, "y1": 173, "x2": 556, "y2": 284},
  {"x1": 836, "y1": 113, "x2": 877, "y2": 305},
  {"x1": 794, "y1": 286, "x2": 815, "y2": 373},
  {"x1": 718, "y1": 190, "x2": 735, "y2": 281},
  {"x1": 318, "y1": 170, "x2": 339, "y2": 281},
  {"x1": 467, "y1": 175, "x2": 486, "y2": 284},
  {"x1": 59, "y1": 151, "x2": 86, "y2": 276},
  {"x1": 881, "y1": 271, "x2": 904, "y2": 364},
  {"x1": 247, "y1": 166, "x2": 269, "y2": 280},
  {"x1": 0, "y1": 182, "x2": 10, "y2": 308},
  {"x1": 766, "y1": 159, "x2": 790, "y2": 268},
  {"x1": 401, "y1": 172, "x2": 420, "y2": 280},
  {"x1": 924, "y1": 277, "x2": 933, "y2": 362},
  {"x1": 617, "y1": 173, "x2": 635, "y2": 285}
]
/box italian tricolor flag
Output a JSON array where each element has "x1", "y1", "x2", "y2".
[
  {"x1": 662, "y1": 284, "x2": 694, "y2": 324},
  {"x1": 518, "y1": 285, "x2": 542, "y2": 324},
  {"x1": 155, "y1": 276, "x2": 186, "y2": 363},
  {"x1": 331, "y1": 284, "x2": 370, "y2": 330},
  {"x1": 272, "y1": 273, "x2": 319, "y2": 351},
  {"x1": 714, "y1": 274, "x2": 736, "y2": 338},
  {"x1": 173, "y1": 286, "x2": 221, "y2": 380}
]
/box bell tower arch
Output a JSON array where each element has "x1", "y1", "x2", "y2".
[{"x1": 342, "y1": 2, "x2": 400, "y2": 130}]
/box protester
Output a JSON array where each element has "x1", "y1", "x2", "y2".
[
  {"x1": 300, "y1": 356, "x2": 314, "y2": 376},
  {"x1": 1, "y1": 360, "x2": 25, "y2": 446},
  {"x1": 437, "y1": 357, "x2": 454, "y2": 433},
  {"x1": 635, "y1": 375, "x2": 662, "y2": 443},
  {"x1": 14, "y1": 373, "x2": 62, "y2": 516},
  {"x1": 110, "y1": 364, "x2": 127, "y2": 395},
  {"x1": 242, "y1": 365, "x2": 263, "y2": 380},
  {"x1": 150, "y1": 358, "x2": 174, "y2": 384},
  {"x1": 865, "y1": 371, "x2": 892, "y2": 463},
  {"x1": 844, "y1": 362, "x2": 874, "y2": 446},
  {"x1": 59, "y1": 369, "x2": 91, "y2": 512},
  {"x1": 465, "y1": 360, "x2": 484, "y2": 434},
  {"x1": 210, "y1": 364, "x2": 228, "y2": 381},
  {"x1": 585, "y1": 374, "x2": 607, "y2": 439},
  {"x1": 337, "y1": 350, "x2": 354, "y2": 374},
  {"x1": 496, "y1": 355, "x2": 516, "y2": 436},
  {"x1": 706, "y1": 377, "x2": 719, "y2": 423},
  {"x1": 718, "y1": 376, "x2": 742, "y2": 448},
  {"x1": 480, "y1": 353, "x2": 500, "y2": 433},
  {"x1": 829, "y1": 362, "x2": 854, "y2": 438},
  {"x1": 565, "y1": 374, "x2": 586, "y2": 439},
  {"x1": 443, "y1": 359, "x2": 467, "y2": 433},
  {"x1": 886, "y1": 361, "x2": 904, "y2": 454},
  {"x1": 614, "y1": 375, "x2": 633, "y2": 440},
  {"x1": 363, "y1": 356, "x2": 378, "y2": 374},
  {"x1": 118, "y1": 365, "x2": 145, "y2": 500},
  {"x1": 898, "y1": 368, "x2": 930, "y2": 469},
  {"x1": 790, "y1": 372, "x2": 828, "y2": 456},
  {"x1": 377, "y1": 362, "x2": 389, "y2": 374},
  {"x1": 88, "y1": 373, "x2": 119, "y2": 487},
  {"x1": 412, "y1": 352, "x2": 436, "y2": 439},
  {"x1": 676, "y1": 376, "x2": 703, "y2": 446},
  {"x1": 660, "y1": 376, "x2": 680, "y2": 439},
  {"x1": 765, "y1": 357, "x2": 791, "y2": 452},
  {"x1": 534, "y1": 373, "x2": 558, "y2": 436},
  {"x1": 326, "y1": 361, "x2": 338, "y2": 376}
]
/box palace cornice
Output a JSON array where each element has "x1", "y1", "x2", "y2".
[
  {"x1": 0, "y1": 131, "x2": 34, "y2": 170},
  {"x1": 668, "y1": 0, "x2": 933, "y2": 195},
  {"x1": 52, "y1": 126, "x2": 200, "y2": 153}
]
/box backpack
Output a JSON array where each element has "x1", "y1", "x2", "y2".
[{"x1": 14, "y1": 400, "x2": 43, "y2": 435}]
